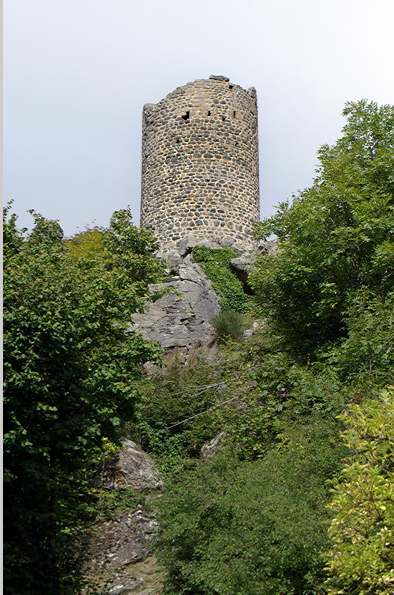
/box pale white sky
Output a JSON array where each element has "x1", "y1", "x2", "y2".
[{"x1": 4, "y1": 0, "x2": 394, "y2": 235}]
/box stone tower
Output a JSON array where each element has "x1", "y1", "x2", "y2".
[{"x1": 140, "y1": 75, "x2": 260, "y2": 250}]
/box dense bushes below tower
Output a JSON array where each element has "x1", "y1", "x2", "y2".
[{"x1": 149, "y1": 100, "x2": 394, "y2": 595}]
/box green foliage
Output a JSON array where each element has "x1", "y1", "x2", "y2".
[
  {"x1": 132, "y1": 355, "x2": 224, "y2": 466},
  {"x1": 153, "y1": 101, "x2": 394, "y2": 594},
  {"x1": 251, "y1": 100, "x2": 394, "y2": 358},
  {"x1": 158, "y1": 418, "x2": 345, "y2": 595},
  {"x1": 3, "y1": 207, "x2": 163, "y2": 594},
  {"x1": 3, "y1": 201, "x2": 26, "y2": 259},
  {"x1": 215, "y1": 328, "x2": 346, "y2": 460},
  {"x1": 327, "y1": 289, "x2": 394, "y2": 390},
  {"x1": 324, "y1": 388, "x2": 394, "y2": 595},
  {"x1": 64, "y1": 226, "x2": 105, "y2": 260},
  {"x1": 211, "y1": 310, "x2": 252, "y2": 341},
  {"x1": 192, "y1": 245, "x2": 248, "y2": 312},
  {"x1": 93, "y1": 489, "x2": 143, "y2": 523}
]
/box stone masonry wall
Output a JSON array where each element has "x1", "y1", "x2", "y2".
[{"x1": 140, "y1": 75, "x2": 260, "y2": 251}]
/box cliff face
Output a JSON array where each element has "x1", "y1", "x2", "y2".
[
  {"x1": 83, "y1": 440, "x2": 165, "y2": 594},
  {"x1": 85, "y1": 243, "x2": 267, "y2": 593},
  {"x1": 127, "y1": 240, "x2": 275, "y2": 363},
  {"x1": 128, "y1": 253, "x2": 221, "y2": 364}
]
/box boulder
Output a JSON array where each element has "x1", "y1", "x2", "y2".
[{"x1": 101, "y1": 439, "x2": 164, "y2": 492}]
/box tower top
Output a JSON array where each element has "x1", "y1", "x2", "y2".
[{"x1": 209, "y1": 74, "x2": 230, "y2": 81}]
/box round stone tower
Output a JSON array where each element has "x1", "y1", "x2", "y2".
[{"x1": 140, "y1": 75, "x2": 260, "y2": 250}]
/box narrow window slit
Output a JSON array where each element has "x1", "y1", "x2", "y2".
[{"x1": 182, "y1": 111, "x2": 190, "y2": 121}]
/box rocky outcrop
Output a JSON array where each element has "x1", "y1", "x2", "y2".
[
  {"x1": 86, "y1": 507, "x2": 160, "y2": 594},
  {"x1": 101, "y1": 440, "x2": 164, "y2": 492},
  {"x1": 128, "y1": 259, "x2": 220, "y2": 362},
  {"x1": 84, "y1": 441, "x2": 164, "y2": 594}
]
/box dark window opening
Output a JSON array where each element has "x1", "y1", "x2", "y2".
[
  {"x1": 207, "y1": 110, "x2": 211, "y2": 116},
  {"x1": 176, "y1": 138, "x2": 180, "y2": 143},
  {"x1": 233, "y1": 111, "x2": 236, "y2": 118},
  {"x1": 222, "y1": 116, "x2": 226, "y2": 121},
  {"x1": 182, "y1": 111, "x2": 190, "y2": 121},
  {"x1": 229, "y1": 84, "x2": 233, "y2": 89}
]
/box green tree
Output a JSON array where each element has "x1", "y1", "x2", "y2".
[
  {"x1": 251, "y1": 100, "x2": 394, "y2": 358},
  {"x1": 325, "y1": 388, "x2": 394, "y2": 595},
  {"x1": 3, "y1": 206, "x2": 163, "y2": 594},
  {"x1": 327, "y1": 289, "x2": 394, "y2": 391},
  {"x1": 158, "y1": 417, "x2": 345, "y2": 595},
  {"x1": 64, "y1": 226, "x2": 105, "y2": 260}
]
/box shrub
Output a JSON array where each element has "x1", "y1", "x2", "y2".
[
  {"x1": 131, "y1": 354, "x2": 225, "y2": 464},
  {"x1": 158, "y1": 417, "x2": 345, "y2": 595},
  {"x1": 211, "y1": 310, "x2": 251, "y2": 341},
  {"x1": 325, "y1": 388, "x2": 394, "y2": 595}
]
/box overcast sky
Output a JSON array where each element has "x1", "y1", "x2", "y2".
[{"x1": 4, "y1": 0, "x2": 394, "y2": 236}]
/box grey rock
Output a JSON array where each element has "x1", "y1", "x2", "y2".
[
  {"x1": 201, "y1": 432, "x2": 227, "y2": 459},
  {"x1": 257, "y1": 239, "x2": 279, "y2": 255},
  {"x1": 243, "y1": 320, "x2": 262, "y2": 338},
  {"x1": 85, "y1": 507, "x2": 159, "y2": 593},
  {"x1": 176, "y1": 234, "x2": 225, "y2": 256},
  {"x1": 129, "y1": 262, "x2": 220, "y2": 354},
  {"x1": 209, "y1": 74, "x2": 230, "y2": 81},
  {"x1": 230, "y1": 253, "x2": 257, "y2": 274},
  {"x1": 102, "y1": 439, "x2": 164, "y2": 492},
  {"x1": 84, "y1": 443, "x2": 165, "y2": 594},
  {"x1": 154, "y1": 247, "x2": 183, "y2": 268},
  {"x1": 107, "y1": 581, "x2": 143, "y2": 595}
]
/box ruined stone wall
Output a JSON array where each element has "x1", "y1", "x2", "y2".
[{"x1": 140, "y1": 75, "x2": 260, "y2": 250}]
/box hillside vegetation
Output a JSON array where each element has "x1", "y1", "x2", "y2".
[
  {"x1": 3, "y1": 100, "x2": 394, "y2": 594},
  {"x1": 138, "y1": 100, "x2": 394, "y2": 595}
]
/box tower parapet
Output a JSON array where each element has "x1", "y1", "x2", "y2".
[{"x1": 140, "y1": 76, "x2": 260, "y2": 250}]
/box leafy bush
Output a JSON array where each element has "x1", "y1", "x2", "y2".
[
  {"x1": 325, "y1": 388, "x2": 394, "y2": 595},
  {"x1": 131, "y1": 355, "x2": 225, "y2": 465},
  {"x1": 326, "y1": 289, "x2": 394, "y2": 390},
  {"x1": 64, "y1": 226, "x2": 105, "y2": 259},
  {"x1": 211, "y1": 310, "x2": 251, "y2": 341},
  {"x1": 158, "y1": 417, "x2": 345, "y2": 595}
]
